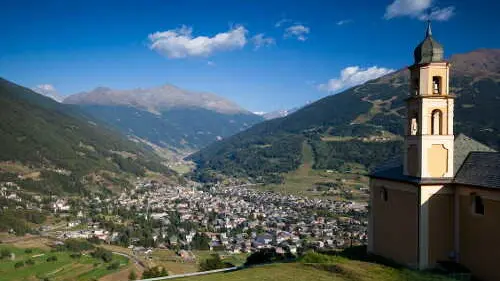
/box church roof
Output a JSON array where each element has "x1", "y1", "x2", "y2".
[
  {"x1": 414, "y1": 21, "x2": 444, "y2": 65},
  {"x1": 370, "y1": 134, "x2": 498, "y2": 188},
  {"x1": 453, "y1": 134, "x2": 496, "y2": 174},
  {"x1": 454, "y1": 152, "x2": 500, "y2": 189}
]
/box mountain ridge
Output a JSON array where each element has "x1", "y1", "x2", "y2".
[
  {"x1": 63, "y1": 84, "x2": 264, "y2": 152},
  {"x1": 64, "y1": 84, "x2": 252, "y2": 115},
  {"x1": 190, "y1": 48, "x2": 500, "y2": 182}
]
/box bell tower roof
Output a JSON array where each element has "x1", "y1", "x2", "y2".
[{"x1": 413, "y1": 21, "x2": 444, "y2": 65}]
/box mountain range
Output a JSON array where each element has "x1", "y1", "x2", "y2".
[
  {"x1": 189, "y1": 49, "x2": 500, "y2": 182},
  {"x1": 64, "y1": 85, "x2": 264, "y2": 153}
]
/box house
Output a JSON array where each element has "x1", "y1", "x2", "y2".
[{"x1": 368, "y1": 22, "x2": 500, "y2": 281}]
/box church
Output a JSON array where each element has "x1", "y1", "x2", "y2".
[{"x1": 368, "y1": 22, "x2": 500, "y2": 281}]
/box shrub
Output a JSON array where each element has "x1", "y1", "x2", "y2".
[
  {"x1": 0, "y1": 249, "x2": 11, "y2": 259},
  {"x1": 25, "y1": 259, "x2": 35, "y2": 265},
  {"x1": 107, "y1": 261, "x2": 120, "y2": 270},
  {"x1": 14, "y1": 261, "x2": 24, "y2": 268},
  {"x1": 128, "y1": 270, "x2": 137, "y2": 280},
  {"x1": 142, "y1": 266, "x2": 168, "y2": 278},
  {"x1": 70, "y1": 253, "x2": 82, "y2": 259},
  {"x1": 25, "y1": 248, "x2": 33, "y2": 254},
  {"x1": 245, "y1": 248, "x2": 290, "y2": 266},
  {"x1": 46, "y1": 256, "x2": 58, "y2": 262}
]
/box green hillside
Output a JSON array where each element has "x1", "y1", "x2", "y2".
[
  {"x1": 190, "y1": 49, "x2": 500, "y2": 182},
  {"x1": 178, "y1": 256, "x2": 454, "y2": 281},
  {"x1": 0, "y1": 78, "x2": 176, "y2": 195}
]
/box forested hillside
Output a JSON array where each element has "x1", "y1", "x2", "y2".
[
  {"x1": 0, "y1": 78, "x2": 176, "y2": 195},
  {"x1": 190, "y1": 49, "x2": 500, "y2": 183}
]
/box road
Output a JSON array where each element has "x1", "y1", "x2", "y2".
[{"x1": 111, "y1": 251, "x2": 146, "y2": 270}]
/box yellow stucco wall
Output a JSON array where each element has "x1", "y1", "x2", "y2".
[
  {"x1": 370, "y1": 179, "x2": 419, "y2": 267},
  {"x1": 458, "y1": 185, "x2": 500, "y2": 281},
  {"x1": 427, "y1": 144, "x2": 448, "y2": 177},
  {"x1": 428, "y1": 192, "x2": 454, "y2": 265}
]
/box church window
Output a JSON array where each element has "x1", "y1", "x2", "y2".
[
  {"x1": 431, "y1": 110, "x2": 443, "y2": 135},
  {"x1": 380, "y1": 187, "x2": 388, "y2": 202},
  {"x1": 432, "y1": 76, "x2": 442, "y2": 94},
  {"x1": 472, "y1": 194, "x2": 485, "y2": 215}
]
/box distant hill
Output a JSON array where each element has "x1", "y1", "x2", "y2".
[
  {"x1": 190, "y1": 49, "x2": 500, "y2": 182},
  {"x1": 0, "y1": 78, "x2": 176, "y2": 195},
  {"x1": 64, "y1": 85, "x2": 264, "y2": 152}
]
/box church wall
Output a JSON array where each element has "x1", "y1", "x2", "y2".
[
  {"x1": 369, "y1": 178, "x2": 419, "y2": 267},
  {"x1": 427, "y1": 191, "x2": 454, "y2": 266},
  {"x1": 458, "y1": 185, "x2": 500, "y2": 281}
]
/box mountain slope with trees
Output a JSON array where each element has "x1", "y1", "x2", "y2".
[
  {"x1": 190, "y1": 49, "x2": 500, "y2": 182},
  {"x1": 0, "y1": 78, "x2": 176, "y2": 195}
]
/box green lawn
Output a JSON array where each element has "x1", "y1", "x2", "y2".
[{"x1": 0, "y1": 245, "x2": 128, "y2": 281}]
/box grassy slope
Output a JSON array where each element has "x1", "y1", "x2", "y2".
[
  {"x1": 177, "y1": 258, "x2": 454, "y2": 281},
  {"x1": 0, "y1": 245, "x2": 128, "y2": 281},
  {"x1": 257, "y1": 142, "x2": 369, "y2": 200}
]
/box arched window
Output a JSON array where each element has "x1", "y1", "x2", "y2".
[
  {"x1": 431, "y1": 110, "x2": 442, "y2": 135},
  {"x1": 433, "y1": 76, "x2": 442, "y2": 94}
]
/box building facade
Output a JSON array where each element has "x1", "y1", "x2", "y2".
[{"x1": 368, "y1": 22, "x2": 500, "y2": 281}]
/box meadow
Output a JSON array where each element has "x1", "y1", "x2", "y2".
[{"x1": 0, "y1": 244, "x2": 128, "y2": 281}]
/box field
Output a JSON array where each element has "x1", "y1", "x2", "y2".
[
  {"x1": 177, "y1": 255, "x2": 456, "y2": 281},
  {"x1": 257, "y1": 142, "x2": 369, "y2": 201},
  {"x1": 0, "y1": 244, "x2": 129, "y2": 281}
]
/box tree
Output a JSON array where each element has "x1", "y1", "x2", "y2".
[
  {"x1": 128, "y1": 270, "x2": 137, "y2": 280},
  {"x1": 191, "y1": 233, "x2": 210, "y2": 250},
  {"x1": 1, "y1": 249, "x2": 11, "y2": 259},
  {"x1": 91, "y1": 247, "x2": 113, "y2": 262},
  {"x1": 199, "y1": 254, "x2": 231, "y2": 271}
]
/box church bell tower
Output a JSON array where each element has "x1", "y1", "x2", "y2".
[{"x1": 403, "y1": 21, "x2": 454, "y2": 178}]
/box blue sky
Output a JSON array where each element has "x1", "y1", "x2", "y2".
[{"x1": 1, "y1": 0, "x2": 500, "y2": 113}]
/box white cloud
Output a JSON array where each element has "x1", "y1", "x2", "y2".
[
  {"x1": 384, "y1": 0, "x2": 454, "y2": 21},
  {"x1": 317, "y1": 66, "x2": 395, "y2": 93},
  {"x1": 275, "y1": 18, "x2": 292, "y2": 28},
  {"x1": 336, "y1": 19, "x2": 353, "y2": 26},
  {"x1": 284, "y1": 25, "x2": 310, "y2": 41},
  {"x1": 148, "y1": 25, "x2": 248, "y2": 58},
  {"x1": 252, "y1": 33, "x2": 275, "y2": 50},
  {"x1": 31, "y1": 84, "x2": 63, "y2": 102},
  {"x1": 419, "y1": 6, "x2": 455, "y2": 21}
]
